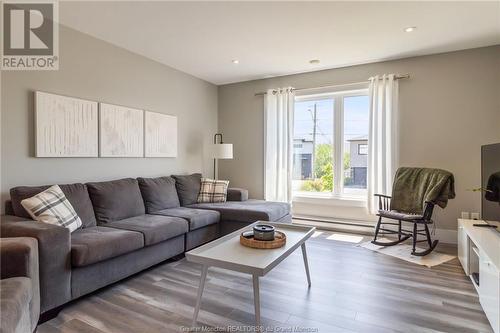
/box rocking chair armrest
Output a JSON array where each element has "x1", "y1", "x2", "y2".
[{"x1": 374, "y1": 194, "x2": 392, "y2": 199}]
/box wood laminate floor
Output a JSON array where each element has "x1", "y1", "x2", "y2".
[{"x1": 38, "y1": 230, "x2": 493, "y2": 333}]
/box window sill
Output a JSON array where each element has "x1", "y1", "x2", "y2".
[{"x1": 292, "y1": 192, "x2": 367, "y2": 207}]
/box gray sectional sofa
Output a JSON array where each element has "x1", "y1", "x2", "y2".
[{"x1": 0, "y1": 173, "x2": 291, "y2": 317}]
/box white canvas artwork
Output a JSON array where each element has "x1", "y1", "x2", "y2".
[
  {"x1": 144, "y1": 111, "x2": 177, "y2": 157},
  {"x1": 35, "y1": 91, "x2": 99, "y2": 157},
  {"x1": 99, "y1": 103, "x2": 144, "y2": 157}
]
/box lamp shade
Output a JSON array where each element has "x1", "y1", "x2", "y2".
[{"x1": 212, "y1": 143, "x2": 233, "y2": 159}]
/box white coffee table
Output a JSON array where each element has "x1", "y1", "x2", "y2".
[{"x1": 185, "y1": 221, "x2": 316, "y2": 327}]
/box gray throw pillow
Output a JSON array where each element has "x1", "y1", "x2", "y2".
[
  {"x1": 137, "y1": 177, "x2": 180, "y2": 213},
  {"x1": 172, "y1": 173, "x2": 202, "y2": 206}
]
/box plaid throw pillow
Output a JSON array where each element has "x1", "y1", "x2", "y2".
[
  {"x1": 21, "y1": 185, "x2": 82, "y2": 233},
  {"x1": 197, "y1": 178, "x2": 229, "y2": 203}
]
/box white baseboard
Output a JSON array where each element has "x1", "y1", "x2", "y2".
[
  {"x1": 293, "y1": 215, "x2": 458, "y2": 244},
  {"x1": 292, "y1": 218, "x2": 374, "y2": 236}
]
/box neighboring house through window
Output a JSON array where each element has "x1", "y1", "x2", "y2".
[
  {"x1": 292, "y1": 86, "x2": 369, "y2": 198},
  {"x1": 348, "y1": 138, "x2": 368, "y2": 189}
]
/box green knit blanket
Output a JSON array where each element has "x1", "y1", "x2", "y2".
[{"x1": 390, "y1": 167, "x2": 455, "y2": 214}]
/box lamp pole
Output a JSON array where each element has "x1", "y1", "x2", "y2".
[{"x1": 213, "y1": 133, "x2": 223, "y2": 179}]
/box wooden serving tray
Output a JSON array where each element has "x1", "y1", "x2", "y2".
[{"x1": 240, "y1": 231, "x2": 286, "y2": 249}]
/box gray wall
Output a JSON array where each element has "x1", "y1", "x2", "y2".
[
  {"x1": 218, "y1": 46, "x2": 500, "y2": 230},
  {"x1": 1, "y1": 25, "x2": 218, "y2": 209}
]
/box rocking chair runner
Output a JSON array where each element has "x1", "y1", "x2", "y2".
[{"x1": 371, "y1": 167, "x2": 455, "y2": 256}]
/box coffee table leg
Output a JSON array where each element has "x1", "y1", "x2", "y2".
[
  {"x1": 192, "y1": 265, "x2": 208, "y2": 326},
  {"x1": 252, "y1": 274, "x2": 261, "y2": 329},
  {"x1": 301, "y1": 243, "x2": 311, "y2": 287}
]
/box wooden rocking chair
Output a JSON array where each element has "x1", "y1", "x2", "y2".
[
  {"x1": 372, "y1": 194, "x2": 438, "y2": 256},
  {"x1": 371, "y1": 167, "x2": 455, "y2": 256}
]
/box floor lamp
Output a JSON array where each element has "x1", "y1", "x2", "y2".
[{"x1": 212, "y1": 133, "x2": 233, "y2": 179}]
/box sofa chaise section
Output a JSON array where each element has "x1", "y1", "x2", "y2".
[
  {"x1": 189, "y1": 200, "x2": 290, "y2": 222},
  {"x1": 169, "y1": 174, "x2": 291, "y2": 237},
  {"x1": 189, "y1": 200, "x2": 292, "y2": 234}
]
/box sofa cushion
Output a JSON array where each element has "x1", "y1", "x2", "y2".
[
  {"x1": 0, "y1": 277, "x2": 32, "y2": 333},
  {"x1": 188, "y1": 200, "x2": 290, "y2": 223},
  {"x1": 71, "y1": 226, "x2": 144, "y2": 267},
  {"x1": 87, "y1": 178, "x2": 145, "y2": 224},
  {"x1": 105, "y1": 214, "x2": 188, "y2": 246},
  {"x1": 10, "y1": 183, "x2": 96, "y2": 228},
  {"x1": 152, "y1": 207, "x2": 220, "y2": 231},
  {"x1": 172, "y1": 173, "x2": 201, "y2": 206},
  {"x1": 137, "y1": 176, "x2": 180, "y2": 212}
]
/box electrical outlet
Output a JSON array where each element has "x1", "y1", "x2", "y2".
[
  {"x1": 461, "y1": 212, "x2": 470, "y2": 219},
  {"x1": 471, "y1": 212, "x2": 480, "y2": 220}
]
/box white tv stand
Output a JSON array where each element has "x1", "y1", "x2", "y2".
[{"x1": 458, "y1": 219, "x2": 500, "y2": 333}]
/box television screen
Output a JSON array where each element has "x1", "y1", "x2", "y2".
[{"x1": 481, "y1": 143, "x2": 500, "y2": 223}]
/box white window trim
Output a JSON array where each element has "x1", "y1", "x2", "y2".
[{"x1": 293, "y1": 85, "x2": 369, "y2": 202}]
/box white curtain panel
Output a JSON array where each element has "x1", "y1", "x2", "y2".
[
  {"x1": 367, "y1": 74, "x2": 399, "y2": 214},
  {"x1": 264, "y1": 87, "x2": 295, "y2": 203}
]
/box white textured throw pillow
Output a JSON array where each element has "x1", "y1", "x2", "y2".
[
  {"x1": 21, "y1": 185, "x2": 82, "y2": 233},
  {"x1": 197, "y1": 178, "x2": 229, "y2": 203}
]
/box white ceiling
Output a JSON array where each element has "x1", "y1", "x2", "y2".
[{"x1": 60, "y1": 1, "x2": 500, "y2": 85}]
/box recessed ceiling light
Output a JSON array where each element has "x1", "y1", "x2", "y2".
[
  {"x1": 232, "y1": 59, "x2": 239, "y2": 64},
  {"x1": 309, "y1": 59, "x2": 320, "y2": 64},
  {"x1": 404, "y1": 26, "x2": 417, "y2": 33}
]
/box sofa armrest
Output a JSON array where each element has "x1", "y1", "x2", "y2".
[
  {"x1": 1, "y1": 215, "x2": 71, "y2": 313},
  {"x1": 227, "y1": 188, "x2": 249, "y2": 202},
  {"x1": 0, "y1": 237, "x2": 38, "y2": 280},
  {"x1": 0, "y1": 237, "x2": 40, "y2": 328}
]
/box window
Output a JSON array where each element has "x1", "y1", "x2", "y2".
[
  {"x1": 358, "y1": 144, "x2": 368, "y2": 155},
  {"x1": 292, "y1": 99, "x2": 333, "y2": 192},
  {"x1": 292, "y1": 88, "x2": 369, "y2": 198}
]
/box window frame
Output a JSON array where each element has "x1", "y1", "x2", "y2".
[
  {"x1": 293, "y1": 86, "x2": 369, "y2": 199},
  {"x1": 358, "y1": 144, "x2": 368, "y2": 155}
]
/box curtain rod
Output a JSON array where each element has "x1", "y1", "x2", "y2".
[{"x1": 254, "y1": 73, "x2": 410, "y2": 96}]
